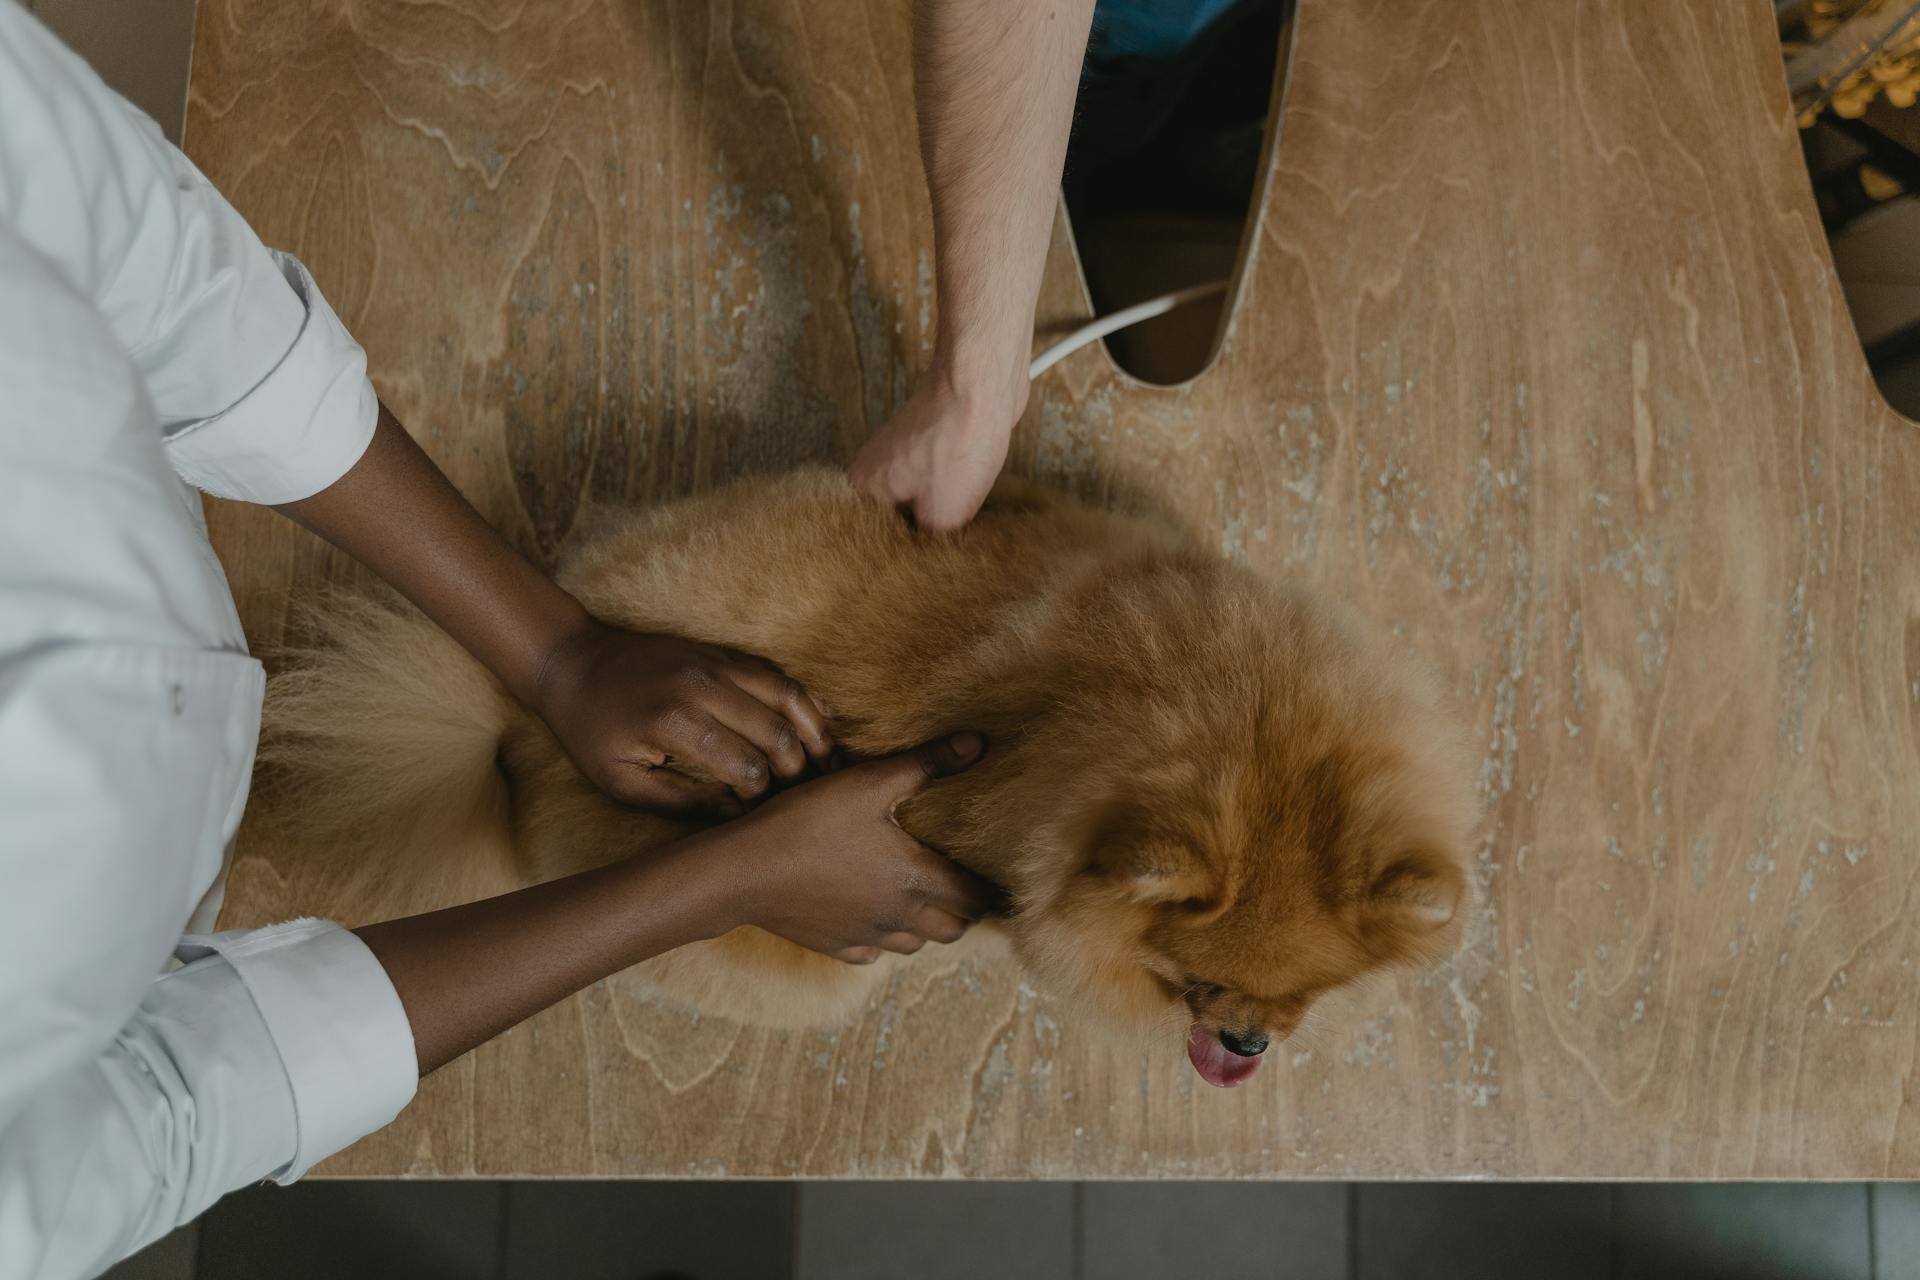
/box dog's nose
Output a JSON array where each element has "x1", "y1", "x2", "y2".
[{"x1": 1218, "y1": 1028, "x2": 1269, "y2": 1058}]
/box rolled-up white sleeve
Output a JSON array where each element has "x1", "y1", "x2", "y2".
[
  {"x1": 156, "y1": 252, "x2": 379, "y2": 504},
  {"x1": 177, "y1": 920, "x2": 418, "y2": 1182},
  {"x1": 0, "y1": 923, "x2": 416, "y2": 1280},
  {"x1": 0, "y1": 19, "x2": 419, "y2": 1250},
  {"x1": 0, "y1": 2, "x2": 377, "y2": 505},
  {"x1": 0, "y1": 641, "x2": 417, "y2": 1280},
  {"x1": 0, "y1": 602, "x2": 417, "y2": 1280}
]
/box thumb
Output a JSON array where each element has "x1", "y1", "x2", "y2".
[
  {"x1": 611, "y1": 765, "x2": 745, "y2": 820},
  {"x1": 872, "y1": 731, "x2": 986, "y2": 803},
  {"x1": 912, "y1": 493, "x2": 963, "y2": 533},
  {"x1": 849, "y1": 441, "x2": 910, "y2": 507}
]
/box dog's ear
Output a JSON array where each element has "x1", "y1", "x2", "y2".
[
  {"x1": 1083, "y1": 802, "x2": 1216, "y2": 906},
  {"x1": 1359, "y1": 848, "x2": 1464, "y2": 953}
]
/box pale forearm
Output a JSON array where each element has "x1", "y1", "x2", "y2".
[{"x1": 914, "y1": 0, "x2": 1096, "y2": 406}]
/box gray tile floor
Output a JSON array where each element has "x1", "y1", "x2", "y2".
[{"x1": 104, "y1": 1181, "x2": 1920, "y2": 1280}]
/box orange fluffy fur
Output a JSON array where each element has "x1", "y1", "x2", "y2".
[{"x1": 260, "y1": 467, "x2": 1477, "y2": 1052}]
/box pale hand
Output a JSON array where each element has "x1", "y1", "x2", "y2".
[{"x1": 849, "y1": 374, "x2": 1023, "y2": 531}]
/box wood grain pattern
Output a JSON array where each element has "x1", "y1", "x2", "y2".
[{"x1": 186, "y1": 0, "x2": 1920, "y2": 1177}]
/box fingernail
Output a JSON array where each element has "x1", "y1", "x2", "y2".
[{"x1": 949, "y1": 731, "x2": 985, "y2": 761}]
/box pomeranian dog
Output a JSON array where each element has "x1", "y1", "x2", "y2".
[{"x1": 261, "y1": 467, "x2": 1475, "y2": 1087}]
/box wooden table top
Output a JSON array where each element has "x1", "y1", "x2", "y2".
[{"x1": 190, "y1": 0, "x2": 1920, "y2": 1178}]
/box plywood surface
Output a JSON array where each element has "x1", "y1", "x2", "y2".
[{"x1": 188, "y1": 0, "x2": 1920, "y2": 1177}]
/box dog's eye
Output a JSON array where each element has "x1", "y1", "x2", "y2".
[{"x1": 1176, "y1": 896, "x2": 1214, "y2": 914}]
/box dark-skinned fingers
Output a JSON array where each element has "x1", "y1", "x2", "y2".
[
  {"x1": 702, "y1": 682, "x2": 812, "y2": 780},
  {"x1": 833, "y1": 946, "x2": 882, "y2": 966},
  {"x1": 913, "y1": 850, "x2": 1007, "y2": 921},
  {"x1": 867, "y1": 731, "x2": 987, "y2": 804},
  {"x1": 722, "y1": 647, "x2": 833, "y2": 720},
  {"x1": 653, "y1": 705, "x2": 773, "y2": 798},
  {"x1": 605, "y1": 765, "x2": 743, "y2": 819},
  {"x1": 875, "y1": 931, "x2": 926, "y2": 956},
  {"x1": 914, "y1": 906, "x2": 971, "y2": 945},
  {"x1": 720, "y1": 659, "x2": 833, "y2": 759}
]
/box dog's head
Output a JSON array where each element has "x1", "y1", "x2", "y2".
[{"x1": 982, "y1": 572, "x2": 1477, "y2": 1087}]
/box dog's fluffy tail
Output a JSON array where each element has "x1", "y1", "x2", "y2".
[{"x1": 257, "y1": 590, "x2": 521, "y2": 912}]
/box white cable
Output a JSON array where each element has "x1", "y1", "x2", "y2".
[{"x1": 1027, "y1": 279, "x2": 1231, "y2": 380}]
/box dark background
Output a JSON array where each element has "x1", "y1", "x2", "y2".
[{"x1": 111, "y1": 1180, "x2": 1919, "y2": 1280}]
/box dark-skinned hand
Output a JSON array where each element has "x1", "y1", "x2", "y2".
[
  {"x1": 531, "y1": 617, "x2": 833, "y2": 817},
  {"x1": 689, "y1": 732, "x2": 1004, "y2": 963}
]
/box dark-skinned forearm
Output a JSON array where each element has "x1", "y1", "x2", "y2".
[
  {"x1": 353, "y1": 835, "x2": 738, "y2": 1074},
  {"x1": 350, "y1": 736, "x2": 999, "y2": 1075},
  {"x1": 276, "y1": 403, "x2": 587, "y2": 708}
]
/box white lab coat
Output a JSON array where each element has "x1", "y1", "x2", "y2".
[{"x1": 0, "y1": 5, "x2": 418, "y2": 1276}]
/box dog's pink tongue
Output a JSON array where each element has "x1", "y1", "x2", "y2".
[{"x1": 1186, "y1": 1024, "x2": 1263, "y2": 1088}]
